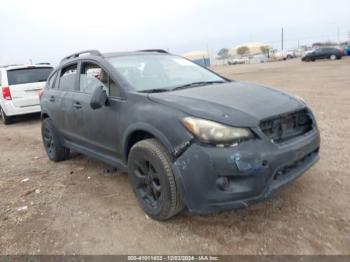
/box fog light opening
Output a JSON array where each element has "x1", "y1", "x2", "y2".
[{"x1": 216, "y1": 177, "x2": 230, "y2": 191}]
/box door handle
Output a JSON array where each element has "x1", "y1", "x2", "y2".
[
  {"x1": 49, "y1": 96, "x2": 55, "y2": 102},
  {"x1": 73, "y1": 102, "x2": 82, "y2": 109}
]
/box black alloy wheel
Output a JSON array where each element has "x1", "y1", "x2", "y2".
[
  {"x1": 133, "y1": 157, "x2": 162, "y2": 209},
  {"x1": 128, "y1": 139, "x2": 185, "y2": 220}
]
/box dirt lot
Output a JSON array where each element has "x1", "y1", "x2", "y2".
[{"x1": 1, "y1": 58, "x2": 349, "y2": 255}]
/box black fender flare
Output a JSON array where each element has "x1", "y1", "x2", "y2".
[{"x1": 122, "y1": 122, "x2": 174, "y2": 162}]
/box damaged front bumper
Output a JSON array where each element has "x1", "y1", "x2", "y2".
[{"x1": 172, "y1": 128, "x2": 320, "y2": 214}]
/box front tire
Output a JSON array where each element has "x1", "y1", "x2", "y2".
[
  {"x1": 0, "y1": 107, "x2": 11, "y2": 125},
  {"x1": 41, "y1": 118, "x2": 70, "y2": 162},
  {"x1": 128, "y1": 138, "x2": 185, "y2": 220}
]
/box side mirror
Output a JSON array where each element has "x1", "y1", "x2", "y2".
[{"x1": 90, "y1": 85, "x2": 109, "y2": 110}]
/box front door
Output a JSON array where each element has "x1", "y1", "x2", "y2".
[{"x1": 69, "y1": 61, "x2": 123, "y2": 160}]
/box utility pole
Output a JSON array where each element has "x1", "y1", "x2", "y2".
[
  {"x1": 337, "y1": 27, "x2": 340, "y2": 43},
  {"x1": 281, "y1": 27, "x2": 284, "y2": 50},
  {"x1": 206, "y1": 42, "x2": 210, "y2": 66}
]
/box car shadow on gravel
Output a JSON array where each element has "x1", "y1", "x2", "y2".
[
  {"x1": 59, "y1": 148, "x2": 293, "y2": 237},
  {"x1": 6, "y1": 112, "x2": 41, "y2": 125}
]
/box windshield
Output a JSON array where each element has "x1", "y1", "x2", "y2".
[
  {"x1": 107, "y1": 54, "x2": 225, "y2": 92},
  {"x1": 7, "y1": 67, "x2": 53, "y2": 85}
]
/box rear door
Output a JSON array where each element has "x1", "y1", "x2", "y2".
[
  {"x1": 324, "y1": 48, "x2": 334, "y2": 58},
  {"x1": 6, "y1": 67, "x2": 53, "y2": 107},
  {"x1": 51, "y1": 63, "x2": 80, "y2": 141},
  {"x1": 318, "y1": 49, "x2": 329, "y2": 59}
]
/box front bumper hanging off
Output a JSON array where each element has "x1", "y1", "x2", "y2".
[{"x1": 172, "y1": 128, "x2": 320, "y2": 215}]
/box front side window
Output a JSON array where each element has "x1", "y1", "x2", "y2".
[
  {"x1": 7, "y1": 67, "x2": 53, "y2": 85},
  {"x1": 107, "y1": 54, "x2": 224, "y2": 92},
  {"x1": 79, "y1": 62, "x2": 120, "y2": 96},
  {"x1": 59, "y1": 64, "x2": 77, "y2": 90}
]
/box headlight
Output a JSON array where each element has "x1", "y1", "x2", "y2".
[{"x1": 181, "y1": 117, "x2": 253, "y2": 145}]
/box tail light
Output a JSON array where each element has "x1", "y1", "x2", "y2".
[
  {"x1": 38, "y1": 89, "x2": 44, "y2": 99},
  {"x1": 2, "y1": 86, "x2": 12, "y2": 100}
]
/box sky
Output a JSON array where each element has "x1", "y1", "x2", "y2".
[{"x1": 0, "y1": 0, "x2": 349, "y2": 65}]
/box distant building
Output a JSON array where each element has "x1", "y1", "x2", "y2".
[
  {"x1": 230, "y1": 42, "x2": 272, "y2": 56},
  {"x1": 181, "y1": 51, "x2": 211, "y2": 67}
]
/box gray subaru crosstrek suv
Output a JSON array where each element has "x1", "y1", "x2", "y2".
[{"x1": 40, "y1": 49, "x2": 320, "y2": 220}]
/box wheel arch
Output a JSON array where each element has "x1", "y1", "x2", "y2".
[{"x1": 123, "y1": 123, "x2": 174, "y2": 162}]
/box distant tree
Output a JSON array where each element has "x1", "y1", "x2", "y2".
[
  {"x1": 260, "y1": 45, "x2": 271, "y2": 57},
  {"x1": 236, "y1": 46, "x2": 249, "y2": 56},
  {"x1": 217, "y1": 48, "x2": 230, "y2": 59}
]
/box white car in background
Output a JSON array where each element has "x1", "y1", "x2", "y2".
[
  {"x1": 0, "y1": 64, "x2": 53, "y2": 124},
  {"x1": 274, "y1": 50, "x2": 295, "y2": 60}
]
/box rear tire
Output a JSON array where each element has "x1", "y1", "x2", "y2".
[
  {"x1": 41, "y1": 118, "x2": 70, "y2": 162},
  {"x1": 0, "y1": 107, "x2": 11, "y2": 125},
  {"x1": 330, "y1": 54, "x2": 337, "y2": 60},
  {"x1": 128, "y1": 138, "x2": 185, "y2": 220}
]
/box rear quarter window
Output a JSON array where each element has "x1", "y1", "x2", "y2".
[
  {"x1": 46, "y1": 72, "x2": 58, "y2": 89},
  {"x1": 7, "y1": 67, "x2": 53, "y2": 85}
]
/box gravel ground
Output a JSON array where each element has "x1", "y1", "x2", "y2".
[{"x1": 0, "y1": 57, "x2": 349, "y2": 255}]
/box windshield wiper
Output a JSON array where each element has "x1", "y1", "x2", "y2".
[
  {"x1": 139, "y1": 81, "x2": 226, "y2": 93},
  {"x1": 172, "y1": 80, "x2": 226, "y2": 91},
  {"x1": 139, "y1": 88, "x2": 171, "y2": 93}
]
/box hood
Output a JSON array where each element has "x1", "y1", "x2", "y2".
[
  {"x1": 303, "y1": 51, "x2": 314, "y2": 57},
  {"x1": 148, "y1": 81, "x2": 305, "y2": 127}
]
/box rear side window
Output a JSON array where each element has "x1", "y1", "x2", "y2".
[
  {"x1": 59, "y1": 64, "x2": 77, "y2": 90},
  {"x1": 46, "y1": 72, "x2": 57, "y2": 89},
  {"x1": 7, "y1": 67, "x2": 53, "y2": 85},
  {"x1": 325, "y1": 48, "x2": 335, "y2": 53}
]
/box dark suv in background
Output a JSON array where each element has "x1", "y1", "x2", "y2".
[
  {"x1": 40, "y1": 50, "x2": 320, "y2": 220},
  {"x1": 302, "y1": 47, "x2": 343, "y2": 61}
]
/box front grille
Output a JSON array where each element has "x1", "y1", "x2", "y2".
[{"x1": 260, "y1": 109, "x2": 313, "y2": 143}]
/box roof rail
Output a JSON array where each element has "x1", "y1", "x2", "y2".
[
  {"x1": 60, "y1": 50, "x2": 102, "y2": 63},
  {"x1": 0, "y1": 64, "x2": 24, "y2": 68},
  {"x1": 138, "y1": 49, "x2": 169, "y2": 54}
]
